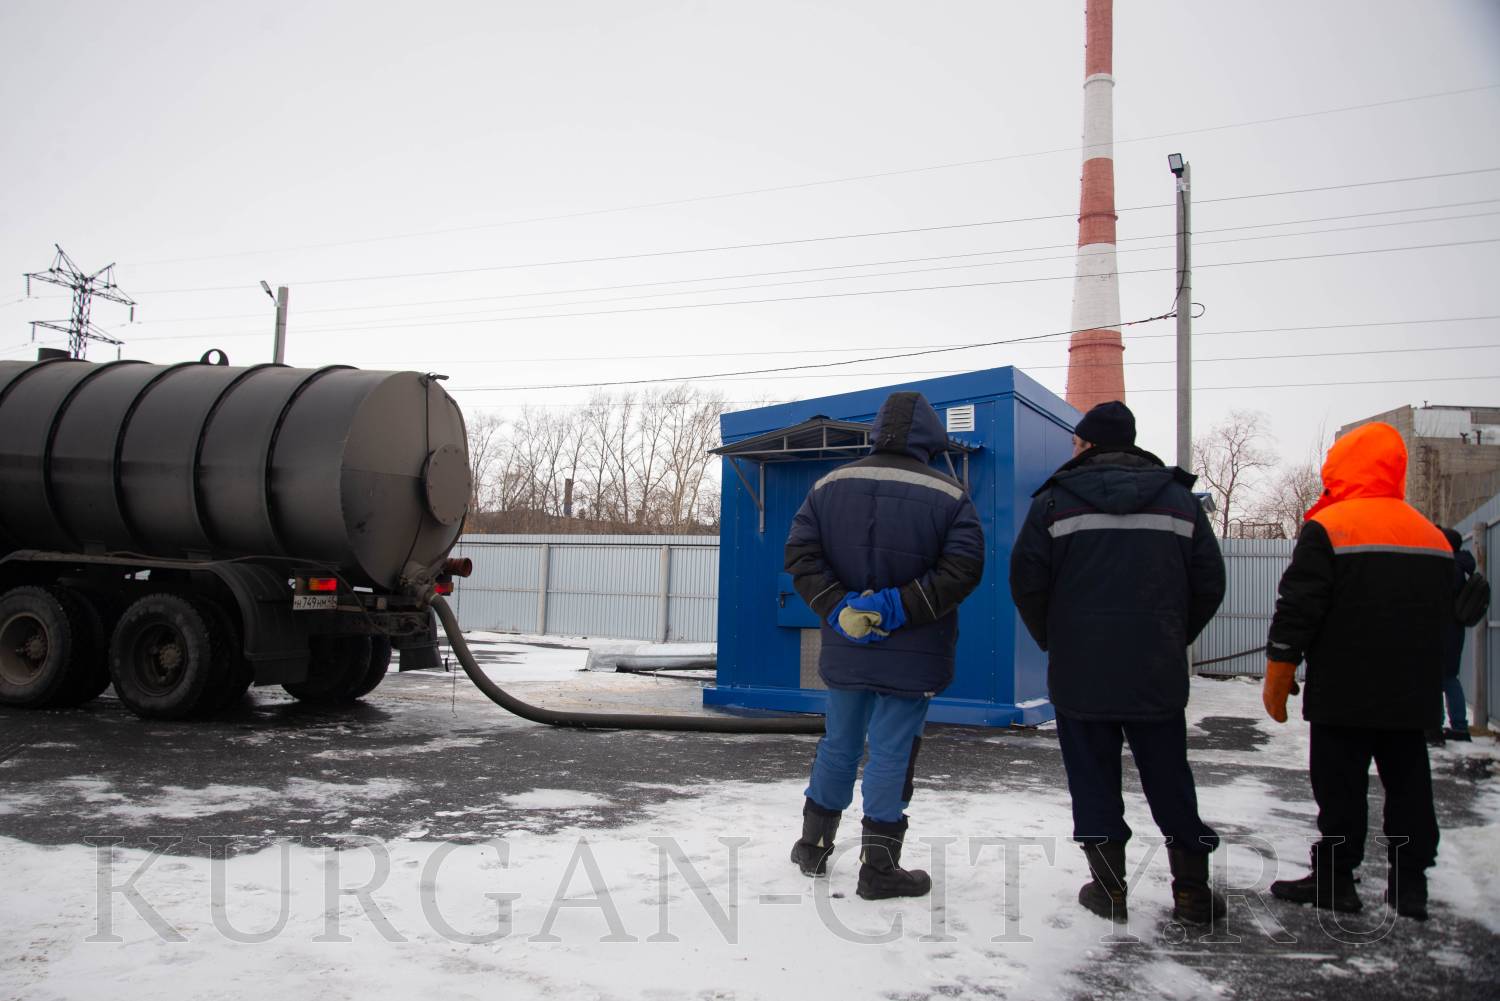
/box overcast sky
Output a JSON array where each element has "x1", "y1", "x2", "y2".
[{"x1": 2, "y1": 0, "x2": 1498, "y2": 468}]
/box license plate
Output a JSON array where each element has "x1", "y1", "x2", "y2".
[{"x1": 293, "y1": 595, "x2": 338, "y2": 610}]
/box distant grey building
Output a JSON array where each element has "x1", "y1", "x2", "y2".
[{"x1": 1339, "y1": 404, "x2": 1500, "y2": 527}]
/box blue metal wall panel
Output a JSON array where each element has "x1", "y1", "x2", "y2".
[{"x1": 707, "y1": 366, "x2": 1076, "y2": 726}]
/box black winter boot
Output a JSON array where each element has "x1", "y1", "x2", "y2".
[
  {"x1": 1168, "y1": 848, "x2": 1226, "y2": 925},
  {"x1": 1078, "y1": 841, "x2": 1128, "y2": 921},
  {"x1": 1385, "y1": 869, "x2": 1429, "y2": 921},
  {"x1": 856, "y1": 816, "x2": 931, "y2": 900},
  {"x1": 790, "y1": 798, "x2": 841, "y2": 877},
  {"x1": 1270, "y1": 869, "x2": 1362, "y2": 913}
]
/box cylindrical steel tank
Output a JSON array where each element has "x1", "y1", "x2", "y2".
[{"x1": 0, "y1": 357, "x2": 470, "y2": 592}]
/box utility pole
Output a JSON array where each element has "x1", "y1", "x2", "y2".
[
  {"x1": 1169, "y1": 154, "x2": 1192, "y2": 469},
  {"x1": 260, "y1": 281, "x2": 289, "y2": 364}
]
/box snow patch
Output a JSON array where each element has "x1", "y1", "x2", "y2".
[
  {"x1": 310, "y1": 736, "x2": 487, "y2": 760},
  {"x1": 500, "y1": 789, "x2": 612, "y2": 810}
]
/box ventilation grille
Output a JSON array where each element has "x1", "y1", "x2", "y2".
[{"x1": 946, "y1": 404, "x2": 976, "y2": 433}]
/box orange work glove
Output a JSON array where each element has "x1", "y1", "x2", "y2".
[{"x1": 1262, "y1": 661, "x2": 1300, "y2": 723}]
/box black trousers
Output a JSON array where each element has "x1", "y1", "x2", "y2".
[
  {"x1": 1309, "y1": 723, "x2": 1440, "y2": 875},
  {"x1": 1056, "y1": 712, "x2": 1219, "y2": 853}
]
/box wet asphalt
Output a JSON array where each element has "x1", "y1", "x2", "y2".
[{"x1": 0, "y1": 649, "x2": 1496, "y2": 1001}]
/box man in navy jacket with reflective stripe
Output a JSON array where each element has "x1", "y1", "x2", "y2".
[
  {"x1": 785, "y1": 391, "x2": 984, "y2": 900},
  {"x1": 1009, "y1": 401, "x2": 1226, "y2": 925}
]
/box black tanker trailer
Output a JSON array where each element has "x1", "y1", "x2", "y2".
[{"x1": 0, "y1": 353, "x2": 471, "y2": 720}]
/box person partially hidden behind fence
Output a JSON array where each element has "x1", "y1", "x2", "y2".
[
  {"x1": 1009, "y1": 400, "x2": 1228, "y2": 925},
  {"x1": 1429, "y1": 526, "x2": 1482, "y2": 745},
  {"x1": 784, "y1": 391, "x2": 984, "y2": 900},
  {"x1": 1264, "y1": 422, "x2": 1452, "y2": 921}
]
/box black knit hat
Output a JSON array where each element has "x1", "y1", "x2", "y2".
[{"x1": 1074, "y1": 401, "x2": 1136, "y2": 448}]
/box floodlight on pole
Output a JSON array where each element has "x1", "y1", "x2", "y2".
[
  {"x1": 259, "y1": 279, "x2": 290, "y2": 364},
  {"x1": 1167, "y1": 152, "x2": 1185, "y2": 177}
]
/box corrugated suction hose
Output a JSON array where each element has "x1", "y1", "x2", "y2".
[{"x1": 432, "y1": 596, "x2": 824, "y2": 734}]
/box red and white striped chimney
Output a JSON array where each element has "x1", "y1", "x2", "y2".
[{"x1": 1065, "y1": 0, "x2": 1125, "y2": 412}]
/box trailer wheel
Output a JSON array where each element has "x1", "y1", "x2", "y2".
[
  {"x1": 0, "y1": 586, "x2": 83, "y2": 708},
  {"x1": 282, "y1": 635, "x2": 373, "y2": 704},
  {"x1": 109, "y1": 593, "x2": 223, "y2": 720},
  {"x1": 346, "y1": 636, "x2": 393, "y2": 700},
  {"x1": 49, "y1": 587, "x2": 112, "y2": 706},
  {"x1": 197, "y1": 599, "x2": 253, "y2": 711}
]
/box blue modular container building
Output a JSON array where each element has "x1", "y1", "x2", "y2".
[{"x1": 704, "y1": 366, "x2": 1079, "y2": 726}]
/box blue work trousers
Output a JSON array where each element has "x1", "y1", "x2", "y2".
[
  {"x1": 1442, "y1": 675, "x2": 1469, "y2": 732},
  {"x1": 805, "y1": 688, "x2": 930, "y2": 823}
]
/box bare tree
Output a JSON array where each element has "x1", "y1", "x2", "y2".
[
  {"x1": 657, "y1": 385, "x2": 726, "y2": 529},
  {"x1": 464, "y1": 386, "x2": 733, "y2": 535},
  {"x1": 1247, "y1": 425, "x2": 1329, "y2": 540},
  {"x1": 1193, "y1": 410, "x2": 1278, "y2": 537},
  {"x1": 464, "y1": 410, "x2": 506, "y2": 517},
  {"x1": 1249, "y1": 460, "x2": 1323, "y2": 539},
  {"x1": 631, "y1": 389, "x2": 673, "y2": 526}
]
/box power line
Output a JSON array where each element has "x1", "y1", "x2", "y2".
[
  {"x1": 454, "y1": 314, "x2": 1179, "y2": 392},
  {"x1": 459, "y1": 373, "x2": 1500, "y2": 405},
  {"x1": 121, "y1": 235, "x2": 1500, "y2": 346},
  {"x1": 196, "y1": 209, "x2": 1500, "y2": 334},
  {"x1": 511, "y1": 341, "x2": 1500, "y2": 385},
  {"x1": 110, "y1": 199, "x2": 1500, "y2": 328},
  {"x1": 1129, "y1": 374, "x2": 1500, "y2": 394},
  {"x1": 459, "y1": 261, "x2": 1500, "y2": 392},
  {"x1": 117, "y1": 83, "x2": 1500, "y2": 268},
  {"x1": 126, "y1": 167, "x2": 1500, "y2": 295},
  {"x1": 25, "y1": 313, "x2": 1495, "y2": 368}
]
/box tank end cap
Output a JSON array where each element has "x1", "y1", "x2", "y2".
[{"x1": 423, "y1": 445, "x2": 469, "y2": 527}]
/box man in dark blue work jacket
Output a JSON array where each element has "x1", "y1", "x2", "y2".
[
  {"x1": 784, "y1": 391, "x2": 985, "y2": 900},
  {"x1": 1008, "y1": 400, "x2": 1226, "y2": 925}
]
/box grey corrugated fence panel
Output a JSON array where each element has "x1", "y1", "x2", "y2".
[
  {"x1": 1194, "y1": 538, "x2": 1296, "y2": 677},
  {"x1": 450, "y1": 534, "x2": 718, "y2": 642},
  {"x1": 1490, "y1": 518, "x2": 1499, "y2": 724},
  {"x1": 449, "y1": 533, "x2": 1303, "y2": 665},
  {"x1": 667, "y1": 545, "x2": 720, "y2": 643},
  {"x1": 453, "y1": 526, "x2": 1499, "y2": 710},
  {"x1": 448, "y1": 537, "x2": 544, "y2": 633},
  {"x1": 1455, "y1": 494, "x2": 1500, "y2": 724}
]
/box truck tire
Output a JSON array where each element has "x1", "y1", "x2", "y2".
[
  {"x1": 49, "y1": 586, "x2": 112, "y2": 705},
  {"x1": 0, "y1": 586, "x2": 84, "y2": 708},
  {"x1": 197, "y1": 599, "x2": 253, "y2": 711},
  {"x1": 109, "y1": 593, "x2": 224, "y2": 720},
  {"x1": 282, "y1": 635, "x2": 373, "y2": 704},
  {"x1": 346, "y1": 636, "x2": 393, "y2": 700}
]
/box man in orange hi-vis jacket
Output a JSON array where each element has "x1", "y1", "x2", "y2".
[{"x1": 1262, "y1": 422, "x2": 1452, "y2": 921}]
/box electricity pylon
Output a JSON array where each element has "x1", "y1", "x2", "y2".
[{"x1": 24, "y1": 245, "x2": 135, "y2": 359}]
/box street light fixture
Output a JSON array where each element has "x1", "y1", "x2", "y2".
[
  {"x1": 259, "y1": 280, "x2": 289, "y2": 364},
  {"x1": 1167, "y1": 153, "x2": 1185, "y2": 177}
]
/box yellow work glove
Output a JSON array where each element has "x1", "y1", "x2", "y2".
[
  {"x1": 837, "y1": 605, "x2": 889, "y2": 640},
  {"x1": 1262, "y1": 660, "x2": 1301, "y2": 723}
]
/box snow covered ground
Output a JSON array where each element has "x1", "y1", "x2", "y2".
[{"x1": 0, "y1": 643, "x2": 1496, "y2": 1001}]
